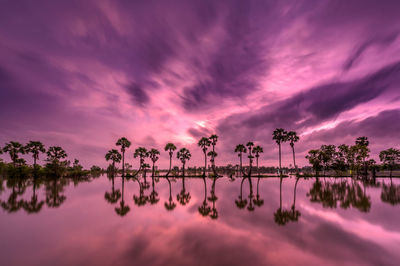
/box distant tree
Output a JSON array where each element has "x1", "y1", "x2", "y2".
[
  {"x1": 46, "y1": 146, "x2": 67, "y2": 164},
  {"x1": 2, "y1": 141, "x2": 25, "y2": 167},
  {"x1": 148, "y1": 148, "x2": 160, "y2": 177},
  {"x1": 116, "y1": 137, "x2": 131, "y2": 177},
  {"x1": 164, "y1": 143, "x2": 177, "y2": 177},
  {"x1": 198, "y1": 137, "x2": 211, "y2": 177},
  {"x1": 209, "y1": 134, "x2": 219, "y2": 175},
  {"x1": 134, "y1": 147, "x2": 148, "y2": 170},
  {"x1": 177, "y1": 148, "x2": 191, "y2": 177},
  {"x1": 272, "y1": 128, "x2": 288, "y2": 176},
  {"x1": 252, "y1": 146, "x2": 264, "y2": 176},
  {"x1": 25, "y1": 141, "x2": 46, "y2": 168},
  {"x1": 105, "y1": 149, "x2": 122, "y2": 176},
  {"x1": 355, "y1": 137, "x2": 370, "y2": 175},
  {"x1": 286, "y1": 131, "x2": 300, "y2": 173},
  {"x1": 234, "y1": 144, "x2": 247, "y2": 176},
  {"x1": 306, "y1": 149, "x2": 323, "y2": 176},
  {"x1": 246, "y1": 142, "x2": 254, "y2": 175},
  {"x1": 379, "y1": 148, "x2": 400, "y2": 179}
]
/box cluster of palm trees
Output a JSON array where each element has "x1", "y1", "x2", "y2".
[
  {"x1": 106, "y1": 135, "x2": 220, "y2": 178},
  {"x1": 272, "y1": 128, "x2": 300, "y2": 176},
  {"x1": 234, "y1": 142, "x2": 264, "y2": 176}
]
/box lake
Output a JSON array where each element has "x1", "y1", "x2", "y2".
[{"x1": 1, "y1": 175, "x2": 399, "y2": 266}]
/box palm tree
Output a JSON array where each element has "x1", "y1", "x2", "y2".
[
  {"x1": 148, "y1": 148, "x2": 160, "y2": 178},
  {"x1": 198, "y1": 137, "x2": 211, "y2": 177},
  {"x1": 272, "y1": 128, "x2": 288, "y2": 176},
  {"x1": 234, "y1": 144, "x2": 247, "y2": 177},
  {"x1": 25, "y1": 141, "x2": 45, "y2": 169},
  {"x1": 116, "y1": 137, "x2": 131, "y2": 178},
  {"x1": 286, "y1": 131, "x2": 300, "y2": 174},
  {"x1": 177, "y1": 148, "x2": 191, "y2": 177},
  {"x1": 164, "y1": 143, "x2": 177, "y2": 177},
  {"x1": 2, "y1": 141, "x2": 25, "y2": 167},
  {"x1": 105, "y1": 149, "x2": 122, "y2": 176},
  {"x1": 207, "y1": 151, "x2": 217, "y2": 176},
  {"x1": 252, "y1": 145, "x2": 264, "y2": 176},
  {"x1": 164, "y1": 177, "x2": 176, "y2": 211},
  {"x1": 246, "y1": 142, "x2": 254, "y2": 176},
  {"x1": 209, "y1": 134, "x2": 218, "y2": 175},
  {"x1": 23, "y1": 179, "x2": 44, "y2": 213}
]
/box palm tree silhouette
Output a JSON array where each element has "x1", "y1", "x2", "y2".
[
  {"x1": 246, "y1": 142, "x2": 254, "y2": 176},
  {"x1": 234, "y1": 144, "x2": 247, "y2": 177},
  {"x1": 164, "y1": 143, "x2": 177, "y2": 177},
  {"x1": 286, "y1": 131, "x2": 299, "y2": 174},
  {"x1": 149, "y1": 176, "x2": 160, "y2": 205},
  {"x1": 2, "y1": 141, "x2": 25, "y2": 167},
  {"x1": 133, "y1": 147, "x2": 148, "y2": 179},
  {"x1": 198, "y1": 137, "x2": 211, "y2": 177},
  {"x1": 209, "y1": 134, "x2": 219, "y2": 176},
  {"x1": 164, "y1": 177, "x2": 176, "y2": 211},
  {"x1": 177, "y1": 148, "x2": 191, "y2": 177},
  {"x1": 105, "y1": 149, "x2": 122, "y2": 177},
  {"x1": 116, "y1": 137, "x2": 131, "y2": 178},
  {"x1": 46, "y1": 146, "x2": 67, "y2": 176},
  {"x1": 290, "y1": 177, "x2": 301, "y2": 222},
  {"x1": 272, "y1": 128, "x2": 288, "y2": 176},
  {"x1": 25, "y1": 141, "x2": 45, "y2": 170},
  {"x1": 252, "y1": 145, "x2": 263, "y2": 176},
  {"x1": 148, "y1": 148, "x2": 160, "y2": 178},
  {"x1": 208, "y1": 177, "x2": 219, "y2": 219}
]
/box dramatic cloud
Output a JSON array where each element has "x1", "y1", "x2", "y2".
[{"x1": 0, "y1": 0, "x2": 400, "y2": 167}]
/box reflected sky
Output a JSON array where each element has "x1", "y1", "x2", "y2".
[{"x1": 1, "y1": 175, "x2": 400, "y2": 266}]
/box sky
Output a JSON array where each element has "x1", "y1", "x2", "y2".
[{"x1": 1, "y1": 0, "x2": 400, "y2": 168}]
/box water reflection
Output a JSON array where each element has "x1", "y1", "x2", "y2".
[{"x1": 1, "y1": 175, "x2": 399, "y2": 221}]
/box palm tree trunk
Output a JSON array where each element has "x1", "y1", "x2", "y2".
[
  {"x1": 122, "y1": 151, "x2": 125, "y2": 177},
  {"x1": 278, "y1": 143, "x2": 282, "y2": 176},
  {"x1": 239, "y1": 154, "x2": 243, "y2": 177},
  {"x1": 182, "y1": 163, "x2": 185, "y2": 178},
  {"x1": 204, "y1": 150, "x2": 207, "y2": 177},
  {"x1": 293, "y1": 177, "x2": 299, "y2": 209},
  {"x1": 292, "y1": 145, "x2": 297, "y2": 174},
  {"x1": 256, "y1": 157, "x2": 259, "y2": 177},
  {"x1": 167, "y1": 152, "x2": 172, "y2": 177}
]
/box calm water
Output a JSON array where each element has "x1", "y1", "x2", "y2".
[{"x1": 1, "y1": 175, "x2": 399, "y2": 266}]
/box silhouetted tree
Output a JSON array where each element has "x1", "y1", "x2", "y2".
[
  {"x1": 105, "y1": 149, "x2": 122, "y2": 176},
  {"x1": 177, "y1": 148, "x2": 191, "y2": 177},
  {"x1": 25, "y1": 141, "x2": 45, "y2": 169},
  {"x1": 235, "y1": 144, "x2": 247, "y2": 177},
  {"x1": 164, "y1": 143, "x2": 177, "y2": 177},
  {"x1": 115, "y1": 177, "x2": 130, "y2": 216},
  {"x1": 252, "y1": 146, "x2": 263, "y2": 176},
  {"x1": 198, "y1": 177, "x2": 211, "y2": 216},
  {"x1": 2, "y1": 141, "x2": 25, "y2": 167},
  {"x1": 198, "y1": 137, "x2": 211, "y2": 177},
  {"x1": 116, "y1": 137, "x2": 131, "y2": 178},
  {"x1": 379, "y1": 148, "x2": 400, "y2": 179},
  {"x1": 272, "y1": 128, "x2": 287, "y2": 176},
  {"x1": 104, "y1": 175, "x2": 121, "y2": 204},
  {"x1": 287, "y1": 131, "x2": 300, "y2": 173},
  {"x1": 209, "y1": 134, "x2": 219, "y2": 175},
  {"x1": 164, "y1": 177, "x2": 176, "y2": 211},
  {"x1": 148, "y1": 148, "x2": 160, "y2": 178}
]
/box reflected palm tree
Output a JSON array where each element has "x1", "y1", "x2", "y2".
[
  {"x1": 381, "y1": 179, "x2": 400, "y2": 205},
  {"x1": 164, "y1": 143, "x2": 177, "y2": 177},
  {"x1": 149, "y1": 175, "x2": 159, "y2": 205},
  {"x1": 274, "y1": 177, "x2": 292, "y2": 225},
  {"x1": 289, "y1": 177, "x2": 301, "y2": 222},
  {"x1": 133, "y1": 177, "x2": 148, "y2": 207},
  {"x1": 115, "y1": 177, "x2": 130, "y2": 216},
  {"x1": 45, "y1": 178, "x2": 67, "y2": 208},
  {"x1": 235, "y1": 177, "x2": 248, "y2": 209},
  {"x1": 177, "y1": 176, "x2": 191, "y2": 206},
  {"x1": 104, "y1": 175, "x2": 121, "y2": 204},
  {"x1": 246, "y1": 142, "x2": 254, "y2": 177},
  {"x1": 198, "y1": 177, "x2": 211, "y2": 216},
  {"x1": 1, "y1": 179, "x2": 23, "y2": 213},
  {"x1": 23, "y1": 178, "x2": 44, "y2": 214},
  {"x1": 164, "y1": 177, "x2": 176, "y2": 211},
  {"x1": 253, "y1": 177, "x2": 264, "y2": 207},
  {"x1": 208, "y1": 177, "x2": 219, "y2": 219}
]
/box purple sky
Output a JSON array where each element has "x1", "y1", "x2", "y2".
[{"x1": 1, "y1": 0, "x2": 400, "y2": 168}]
